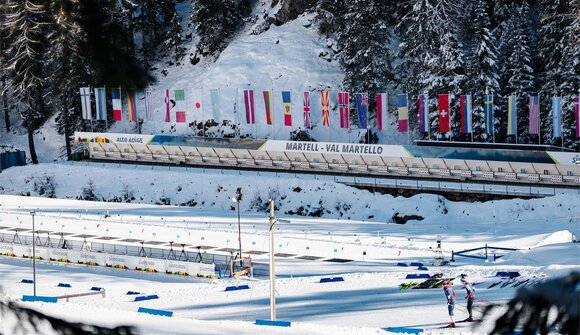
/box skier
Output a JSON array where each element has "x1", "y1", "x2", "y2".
[
  {"x1": 443, "y1": 280, "x2": 456, "y2": 327},
  {"x1": 461, "y1": 274, "x2": 476, "y2": 321}
]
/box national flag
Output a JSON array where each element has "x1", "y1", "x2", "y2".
[
  {"x1": 460, "y1": 95, "x2": 472, "y2": 133},
  {"x1": 210, "y1": 89, "x2": 220, "y2": 121},
  {"x1": 484, "y1": 94, "x2": 494, "y2": 134},
  {"x1": 164, "y1": 89, "x2": 171, "y2": 123},
  {"x1": 418, "y1": 94, "x2": 428, "y2": 133},
  {"x1": 174, "y1": 89, "x2": 186, "y2": 123},
  {"x1": 507, "y1": 94, "x2": 517, "y2": 136},
  {"x1": 262, "y1": 90, "x2": 273, "y2": 125},
  {"x1": 244, "y1": 90, "x2": 256, "y2": 125},
  {"x1": 552, "y1": 96, "x2": 562, "y2": 138},
  {"x1": 303, "y1": 92, "x2": 311, "y2": 128},
  {"x1": 321, "y1": 91, "x2": 330, "y2": 127},
  {"x1": 376, "y1": 93, "x2": 387, "y2": 131},
  {"x1": 338, "y1": 92, "x2": 349, "y2": 129},
  {"x1": 112, "y1": 88, "x2": 122, "y2": 121},
  {"x1": 144, "y1": 87, "x2": 153, "y2": 121},
  {"x1": 282, "y1": 91, "x2": 292, "y2": 126},
  {"x1": 80, "y1": 87, "x2": 92, "y2": 120},
  {"x1": 127, "y1": 89, "x2": 137, "y2": 121},
  {"x1": 355, "y1": 93, "x2": 368, "y2": 129},
  {"x1": 94, "y1": 87, "x2": 107, "y2": 121},
  {"x1": 438, "y1": 94, "x2": 450, "y2": 133},
  {"x1": 397, "y1": 94, "x2": 409, "y2": 132},
  {"x1": 192, "y1": 88, "x2": 203, "y2": 120},
  {"x1": 575, "y1": 97, "x2": 579, "y2": 138},
  {"x1": 529, "y1": 96, "x2": 540, "y2": 135}
]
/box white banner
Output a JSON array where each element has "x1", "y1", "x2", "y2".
[
  {"x1": 0, "y1": 243, "x2": 13, "y2": 255},
  {"x1": 547, "y1": 152, "x2": 580, "y2": 167},
  {"x1": 259, "y1": 140, "x2": 413, "y2": 158},
  {"x1": 74, "y1": 132, "x2": 155, "y2": 145}
]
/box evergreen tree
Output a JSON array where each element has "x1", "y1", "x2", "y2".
[
  {"x1": 316, "y1": 0, "x2": 347, "y2": 38},
  {"x1": 0, "y1": 2, "x2": 12, "y2": 132},
  {"x1": 398, "y1": 0, "x2": 465, "y2": 140},
  {"x1": 338, "y1": 0, "x2": 394, "y2": 131},
  {"x1": 3, "y1": 0, "x2": 51, "y2": 164},
  {"x1": 463, "y1": 0, "x2": 500, "y2": 142},
  {"x1": 191, "y1": 0, "x2": 250, "y2": 58},
  {"x1": 538, "y1": 0, "x2": 579, "y2": 148},
  {"x1": 558, "y1": 3, "x2": 580, "y2": 150},
  {"x1": 497, "y1": 2, "x2": 535, "y2": 144},
  {"x1": 78, "y1": 0, "x2": 151, "y2": 88},
  {"x1": 162, "y1": 5, "x2": 187, "y2": 64},
  {"x1": 47, "y1": 0, "x2": 88, "y2": 160},
  {"x1": 421, "y1": 27, "x2": 465, "y2": 140},
  {"x1": 397, "y1": 0, "x2": 440, "y2": 137}
]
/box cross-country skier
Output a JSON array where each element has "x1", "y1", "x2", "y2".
[
  {"x1": 461, "y1": 274, "x2": 475, "y2": 321},
  {"x1": 443, "y1": 280, "x2": 456, "y2": 327}
]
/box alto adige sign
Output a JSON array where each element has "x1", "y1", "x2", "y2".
[
  {"x1": 74, "y1": 132, "x2": 155, "y2": 145},
  {"x1": 260, "y1": 140, "x2": 412, "y2": 158}
]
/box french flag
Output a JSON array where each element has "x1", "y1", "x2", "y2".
[{"x1": 111, "y1": 88, "x2": 122, "y2": 121}]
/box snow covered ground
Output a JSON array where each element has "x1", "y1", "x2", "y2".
[{"x1": 0, "y1": 182, "x2": 578, "y2": 334}]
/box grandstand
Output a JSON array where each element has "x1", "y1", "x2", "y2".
[{"x1": 75, "y1": 132, "x2": 580, "y2": 192}]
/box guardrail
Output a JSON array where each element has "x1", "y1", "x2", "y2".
[
  {"x1": 451, "y1": 244, "x2": 520, "y2": 262},
  {"x1": 56, "y1": 290, "x2": 105, "y2": 302},
  {"x1": 86, "y1": 148, "x2": 580, "y2": 188}
]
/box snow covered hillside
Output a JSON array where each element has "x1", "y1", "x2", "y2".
[{"x1": 1, "y1": 161, "x2": 579, "y2": 227}]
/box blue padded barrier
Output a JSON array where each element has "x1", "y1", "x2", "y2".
[
  {"x1": 22, "y1": 295, "x2": 57, "y2": 303},
  {"x1": 386, "y1": 327, "x2": 424, "y2": 334},
  {"x1": 134, "y1": 295, "x2": 159, "y2": 302},
  {"x1": 319, "y1": 277, "x2": 345, "y2": 283},
  {"x1": 225, "y1": 285, "x2": 250, "y2": 292},
  {"x1": 137, "y1": 307, "x2": 173, "y2": 317},
  {"x1": 21, "y1": 279, "x2": 33, "y2": 284},
  {"x1": 90, "y1": 287, "x2": 104, "y2": 291},
  {"x1": 127, "y1": 291, "x2": 141, "y2": 295},
  {"x1": 57, "y1": 283, "x2": 72, "y2": 288},
  {"x1": 397, "y1": 263, "x2": 408, "y2": 267},
  {"x1": 410, "y1": 262, "x2": 423, "y2": 267},
  {"x1": 255, "y1": 320, "x2": 291, "y2": 327},
  {"x1": 418, "y1": 266, "x2": 429, "y2": 271}
]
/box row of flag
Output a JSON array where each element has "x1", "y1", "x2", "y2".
[{"x1": 80, "y1": 88, "x2": 580, "y2": 138}]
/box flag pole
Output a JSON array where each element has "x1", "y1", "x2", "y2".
[
  {"x1": 366, "y1": 93, "x2": 369, "y2": 144},
  {"x1": 272, "y1": 89, "x2": 276, "y2": 140},
  {"x1": 515, "y1": 95, "x2": 518, "y2": 145},
  {"x1": 560, "y1": 97, "x2": 564, "y2": 152},
  {"x1": 492, "y1": 94, "x2": 496, "y2": 143},
  {"x1": 201, "y1": 87, "x2": 205, "y2": 138},
  {"x1": 255, "y1": 89, "x2": 258, "y2": 140},
  {"x1": 105, "y1": 86, "x2": 109, "y2": 133},
  {"x1": 448, "y1": 92, "x2": 451, "y2": 142},
  {"x1": 407, "y1": 93, "x2": 410, "y2": 145},
  {"x1": 538, "y1": 95, "x2": 541, "y2": 145},
  {"x1": 329, "y1": 93, "x2": 332, "y2": 143},
  {"x1": 427, "y1": 93, "x2": 431, "y2": 142},
  {"x1": 235, "y1": 88, "x2": 239, "y2": 140}
]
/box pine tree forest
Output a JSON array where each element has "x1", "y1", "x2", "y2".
[{"x1": 0, "y1": 0, "x2": 578, "y2": 163}]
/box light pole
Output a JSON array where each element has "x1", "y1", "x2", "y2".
[
  {"x1": 268, "y1": 199, "x2": 290, "y2": 321},
  {"x1": 30, "y1": 211, "x2": 36, "y2": 296},
  {"x1": 231, "y1": 187, "x2": 243, "y2": 267}
]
